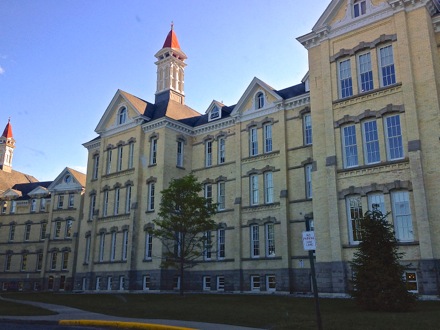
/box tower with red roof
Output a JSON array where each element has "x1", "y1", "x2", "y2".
[
  {"x1": 0, "y1": 118, "x2": 15, "y2": 173},
  {"x1": 154, "y1": 23, "x2": 188, "y2": 105}
]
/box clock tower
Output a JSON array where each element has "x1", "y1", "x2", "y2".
[{"x1": 0, "y1": 119, "x2": 15, "y2": 173}]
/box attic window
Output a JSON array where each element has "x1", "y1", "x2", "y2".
[
  {"x1": 209, "y1": 106, "x2": 220, "y2": 121},
  {"x1": 353, "y1": 0, "x2": 366, "y2": 18},
  {"x1": 118, "y1": 107, "x2": 127, "y2": 125},
  {"x1": 256, "y1": 92, "x2": 265, "y2": 109}
]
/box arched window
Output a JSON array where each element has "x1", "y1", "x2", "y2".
[
  {"x1": 118, "y1": 107, "x2": 127, "y2": 125},
  {"x1": 256, "y1": 92, "x2": 264, "y2": 109}
]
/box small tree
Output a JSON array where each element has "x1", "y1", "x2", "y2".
[
  {"x1": 350, "y1": 206, "x2": 415, "y2": 312},
  {"x1": 150, "y1": 174, "x2": 217, "y2": 295}
]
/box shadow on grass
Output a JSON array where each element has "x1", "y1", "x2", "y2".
[{"x1": 2, "y1": 292, "x2": 440, "y2": 330}]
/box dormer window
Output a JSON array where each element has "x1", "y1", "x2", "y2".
[
  {"x1": 118, "y1": 107, "x2": 127, "y2": 125},
  {"x1": 209, "y1": 106, "x2": 220, "y2": 121},
  {"x1": 256, "y1": 92, "x2": 264, "y2": 109},
  {"x1": 353, "y1": 0, "x2": 366, "y2": 18}
]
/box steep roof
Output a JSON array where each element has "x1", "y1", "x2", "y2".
[
  {"x1": 2, "y1": 119, "x2": 13, "y2": 139},
  {"x1": 10, "y1": 181, "x2": 52, "y2": 201},
  {"x1": 66, "y1": 167, "x2": 87, "y2": 187},
  {"x1": 0, "y1": 170, "x2": 38, "y2": 194},
  {"x1": 162, "y1": 25, "x2": 181, "y2": 50}
]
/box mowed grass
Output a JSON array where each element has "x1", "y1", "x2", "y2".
[
  {"x1": 2, "y1": 293, "x2": 440, "y2": 330},
  {"x1": 0, "y1": 297, "x2": 56, "y2": 316}
]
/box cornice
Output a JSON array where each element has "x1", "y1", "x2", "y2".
[
  {"x1": 100, "y1": 120, "x2": 139, "y2": 138},
  {"x1": 83, "y1": 139, "x2": 101, "y2": 150},
  {"x1": 193, "y1": 118, "x2": 235, "y2": 136},
  {"x1": 276, "y1": 93, "x2": 310, "y2": 111}
]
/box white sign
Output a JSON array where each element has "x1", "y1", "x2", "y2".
[{"x1": 302, "y1": 231, "x2": 316, "y2": 251}]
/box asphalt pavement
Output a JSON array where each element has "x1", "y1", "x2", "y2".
[{"x1": 0, "y1": 296, "x2": 264, "y2": 330}]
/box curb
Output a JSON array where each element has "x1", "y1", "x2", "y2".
[{"x1": 59, "y1": 319, "x2": 197, "y2": 330}]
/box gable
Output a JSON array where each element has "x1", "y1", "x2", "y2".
[
  {"x1": 47, "y1": 167, "x2": 85, "y2": 193},
  {"x1": 95, "y1": 90, "x2": 149, "y2": 135},
  {"x1": 28, "y1": 186, "x2": 50, "y2": 198}
]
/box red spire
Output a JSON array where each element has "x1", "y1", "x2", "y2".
[
  {"x1": 2, "y1": 118, "x2": 13, "y2": 139},
  {"x1": 162, "y1": 22, "x2": 181, "y2": 50}
]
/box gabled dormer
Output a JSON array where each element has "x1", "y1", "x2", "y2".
[
  {"x1": 206, "y1": 101, "x2": 225, "y2": 122},
  {"x1": 48, "y1": 167, "x2": 86, "y2": 194}
]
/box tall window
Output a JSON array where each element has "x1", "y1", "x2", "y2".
[
  {"x1": 265, "y1": 223, "x2": 275, "y2": 257},
  {"x1": 65, "y1": 220, "x2": 73, "y2": 238},
  {"x1": 204, "y1": 231, "x2": 212, "y2": 260},
  {"x1": 40, "y1": 223, "x2": 47, "y2": 240},
  {"x1": 217, "y1": 229, "x2": 225, "y2": 259},
  {"x1": 103, "y1": 190, "x2": 109, "y2": 217},
  {"x1": 249, "y1": 127, "x2": 258, "y2": 156},
  {"x1": 303, "y1": 114, "x2": 312, "y2": 145},
  {"x1": 143, "y1": 275, "x2": 150, "y2": 290},
  {"x1": 24, "y1": 224, "x2": 31, "y2": 241},
  {"x1": 58, "y1": 195, "x2": 64, "y2": 209},
  {"x1": 251, "y1": 225, "x2": 260, "y2": 258},
  {"x1": 385, "y1": 115, "x2": 403, "y2": 160},
  {"x1": 125, "y1": 186, "x2": 132, "y2": 214},
  {"x1": 148, "y1": 183, "x2": 155, "y2": 211},
  {"x1": 264, "y1": 172, "x2": 274, "y2": 204},
  {"x1": 54, "y1": 221, "x2": 62, "y2": 239},
  {"x1": 99, "y1": 233, "x2": 105, "y2": 262},
  {"x1": 122, "y1": 230, "x2": 129, "y2": 261},
  {"x1": 114, "y1": 188, "x2": 120, "y2": 215},
  {"x1": 379, "y1": 45, "x2": 396, "y2": 87},
  {"x1": 5, "y1": 254, "x2": 12, "y2": 271},
  {"x1": 84, "y1": 236, "x2": 91, "y2": 264},
  {"x1": 263, "y1": 124, "x2": 272, "y2": 153},
  {"x1": 305, "y1": 164, "x2": 313, "y2": 199},
  {"x1": 342, "y1": 125, "x2": 358, "y2": 168},
  {"x1": 391, "y1": 191, "x2": 413, "y2": 242},
  {"x1": 347, "y1": 196, "x2": 363, "y2": 243},
  {"x1": 107, "y1": 276, "x2": 113, "y2": 291},
  {"x1": 21, "y1": 254, "x2": 27, "y2": 271},
  {"x1": 250, "y1": 175, "x2": 259, "y2": 205},
  {"x1": 51, "y1": 252, "x2": 57, "y2": 270},
  {"x1": 177, "y1": 140, "x2": 184, "y2": 167},
  {"x1": 119, "y1": 276, "x2": 125, "y2": 290},
  {"x1": 92, "y1": 154, "x2": 99, "y2": 179},
  {"x1": 11, "y1": 200, "x2": 17, "y2": 213},
  {"x1": 150, "y1": 138, "x2": 157, "y2": 165},
  {"x1": 205, "y1": 140, "x2": 212, "y2": 167},
  {"x1": 62, "y1": 252, "x2": 69, "y2": 270},
  {"x1": 203, "y1": 276, "x2": 211, "y2": 291},
  {"x1": 117, "y1": 146, "x2": 123, "y2": 172},
  {"x1": 204, "y1": 184, "x2": 212, "y2": 206},
  {"x1": 217, "y1": 182, "x2": 225, "y2": 211},
  {"x1": 358, "y1": 52, "x2": 373, "y2": 92},
  {"x1": 266, "y1": 275, "x2": 276, "y2": 292},
  {"x1": 256, "y1": 92, "x2": 264, "y2": 109},
  {"x1": 89, "y1": 195, "x2": 96, "y2": 220},
  {"x1": 110, "y1": 232, "x2": 117, "y2": 261},
  {"x1": 30, "y1": 199, "x2": 37, "y2": 212},
  {"x1": 9, "y1": 224, "x2": 15, "y2": 241},
  {"x1": 368, "y1": 193, "x2": 385, "y2": 215},
  {"x1": 339, "y1": 59, "x2": 353, "y2": 98},
  {"x1": 36, "y1": 253, "x2": 43, "y2": 271},
  {"x1": 96, "y1": 277, "x2": 101, "y2": 291},
  {"x1": 145, "y1": 232, "x2": 152, "y2": 260},
  {"x1": 218, "y1": 137, "x2": 225, "y2": 164},
  {"x1": 362, "y1": 120, "x2": 380, "y2": 164},
  {"x1": 353, "y1": 0, "x2": 366, "y2": 17},
  {"x1": 128, "y1": 142, "x2": 134, "y2": 169},
  {"x1": 68, "y1": 193, "x2": 75, "y2": 208},
  {"x1": 118, "y1": 107, "x2": 127, "y2": 125},
  {"x1": 106, "y1": 149, "x2": 112, "y2": 174},
  {"x1": 251, "y1": 275, "x2": 261, "y2": 291},
  {"x1": 217, "y1": 276, "x2": 225, "y2": 291}
]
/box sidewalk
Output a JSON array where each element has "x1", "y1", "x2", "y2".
[{"x1": 0, "y1": 297, "x2": 263, "y2": 330}]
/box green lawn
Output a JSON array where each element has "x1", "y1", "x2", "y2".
[{"x1": 2, "y1": 293, "x2": 440, "y2": 330}]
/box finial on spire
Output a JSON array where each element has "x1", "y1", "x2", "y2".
[{"x1": 171, "y1": 21, "x2": 174, "y2": 30}]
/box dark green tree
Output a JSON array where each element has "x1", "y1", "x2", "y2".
[
  {"x1": 350, "y1": 206, "x2": 415, "y2": 312},
  {"x1": 150, "y1": 174, "x2": 217, "y2": 295}
]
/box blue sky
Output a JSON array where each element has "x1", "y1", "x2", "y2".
[{"x1": 0, "y1": 0, "x2": 329, "y2": 181}]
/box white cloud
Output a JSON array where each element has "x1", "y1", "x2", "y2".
[{"x1": 0, "y1": 66, "x2": 4, "y2": 75}]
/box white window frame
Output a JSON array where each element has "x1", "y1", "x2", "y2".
[
  {"x1": 125, "y1": 185, "x2": 132, "y2": 214},
  {"x1": 358, "y1": 51, "x2": 373, "y2": 92},
  {"x1": 218, "y1": 137, "x2": 225, "y2": 164},
  {"x1": 250, "y1": 225, "x2": 260, "y2": 258},
  {"x1": 117, "y1": 145, "x2": 123, "y2": 172},
  {"x1": 173, "y1": 276, "x2": 181, "y2": 290},
  {"x1": 251, "y1": 275, "x2": 261, "y2": 291},
  {"x1": 11, "y1": 200, "x2": 17, "y2": 213},
  {"x1": 305, "y1": 164, "x2": 313, "y2": 199},
  {"x1": 119, "y1": 276, "x2": 125, "y2": 290},
  {"x1": 339, "y1": 58, "x2": 353, "y2": 98},
  {"x1": 30, "y1": 199, "x2": 37, "y2": 212},
  {"x1": 58, "y1": 195, "x2": 64, "y2": 209},
  {"x1": 256, "y1": 92, "x2": 264, "y2": 109},
  {"x1": 92, "y1": 154, "x2": 99, "y2": 179},
  {"x1": 379, "y1": 44, "x2": 396, "y2": 87},
  {"x1": 143, "y1": 275, "x2": 150, "y2": 290},
  {"x1": 384, "y1": 115, "x2": 403, "y2": 161},
  {"x1": 62, "y1": 251, "x2": 69, "y2": 270},
  {"x1": 106, "y1": 149, "x2": 112, "y2": 174},
  {"x1": 9, "y1": 224, "x2": 15, "y2": 241},
  {"x1": 217, "y1": 182, "x2": 225, "y2": 211},
  {"x1": 217, "y1": 276, "x2": 225, "y2": 291},
  {"x1": 405, "y1": 271, "x2": 418, "y2": 293},
  {"x1": 65, "y1": 219, "x2": 73, "y2": 238},
  {"x1": 204, "y1": 184, "x2": 212, "y2": 206},
  {"x1": 99, "y1": 233, "x2": 105, "y2": 262},
  {"x1": 24, "y1": 223, "x2": 31, "y2": 241},
  {"x1": 342, "y1": 124, "x2": 359, "y2": 168},
  {"x1": 203, "y1": 276, "x2": 211, "y2": 291},
  {"x1": 264, "y1": 172, "x2": 274, "y2": 204},
  {"x1": 107, "y1": 276, "x2": 113, "y2": 291},
  {"x1": 89, "y1": 195, "x2": 96, "y2": 220},
  {"x1": 367, "y1": 192, "x2": 386, "y2": 215},
  {"x1": 40, "y1": 222, "x2": 47, "y2": 240},
  {"x1": 362, "y1": 120, "x2": 380, "y2": 164},
  {"x1": 205, "y1": 140, "x2": 212, "y2": 167},
  {"x1": 303, "y1": 114, "x2": 312, "y2": 145},
  {"x1": 249, "y1": 127, "x2": 258, "y2": 156},
  {"x1": 68, "y1": 193, "x2": 75, "y2": 208},
  {"x1": 353, "y1": 0, "x2": 366, "y2": 17},
  {"x1": 114, "y1": 188, "x2": 120, "y2": 215},
  {"x1": 145, "y1": 232, "x2": 152, "y2": 260},
  {"x1": 122, "y1": 230, "x2": 129, "y2": 261},
  {"x1": 266, "y1": 275, "x2": 276, "y2": 292},
  {"x1": 84, "y1": 236, "x2": 91, "y2": 264},
  {"x1": 265, "y1": 223, "x2": 275, "y2": 257},
  {"x1": 148, "y1": 183, "x2": 155, "y2": 211},
  {"x1": 50, "y1": 252, "x2": 57, "y2": 270},
  {"x1": 128, "y1": 142, "x2": 134, "y2": 169},
  {"x1": 250, "y1": 175, "x2": 259, "y2": 206},
  {"x1": 118, "y1": 107, "x2": 127, "y2": 125},
  {"x1": 347, "y1": 196, "x2": 363, "y2": 244},
  {"x1": 103, "y1": 190, "x2": 109, "y2": 217},
  {"x1": 204, "y1": 231, "x2": 212, "y2": 261},
  {"x1": 110, "y1": 232, "x2": 117, "y2": 261},
  {"x1": 95, "y1": 277, "x2": 101, "y2": 291},
  {"x1": 150, "y1": 138, "x2": 157, "y2": 165},
  {"x1": 177, "y1": 140, "x2": 184, "y2": 167},
  {"x1": 217, "y1": 228, "x2": 225, "y2": 260},
  {"x1": 36, "y1": 253, "x2": 43, "y2": 271},
  {"x1": 54, "y1": 221, "x2": 62, "y2": 239},
  {"x1": 263, "y1": 123, "x2": 272, "y2": 153},
  {"x1": 21, "y1": 253, "x2": 27, "y2": 271},
  {"x1": 391, "y1": 191, "x2": 413, "y2": 242}
]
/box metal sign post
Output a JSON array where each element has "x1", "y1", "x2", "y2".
[{"x1": 302, "y1": 231, "x2": 323, "y2": 330}]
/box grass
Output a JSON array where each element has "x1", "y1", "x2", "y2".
[
  {"x1": 2, "y1": 292, "x2": 440, "y2": 330},
  {"x1": 0, "y1": 297, "x2": 56, "y2": 316}
]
